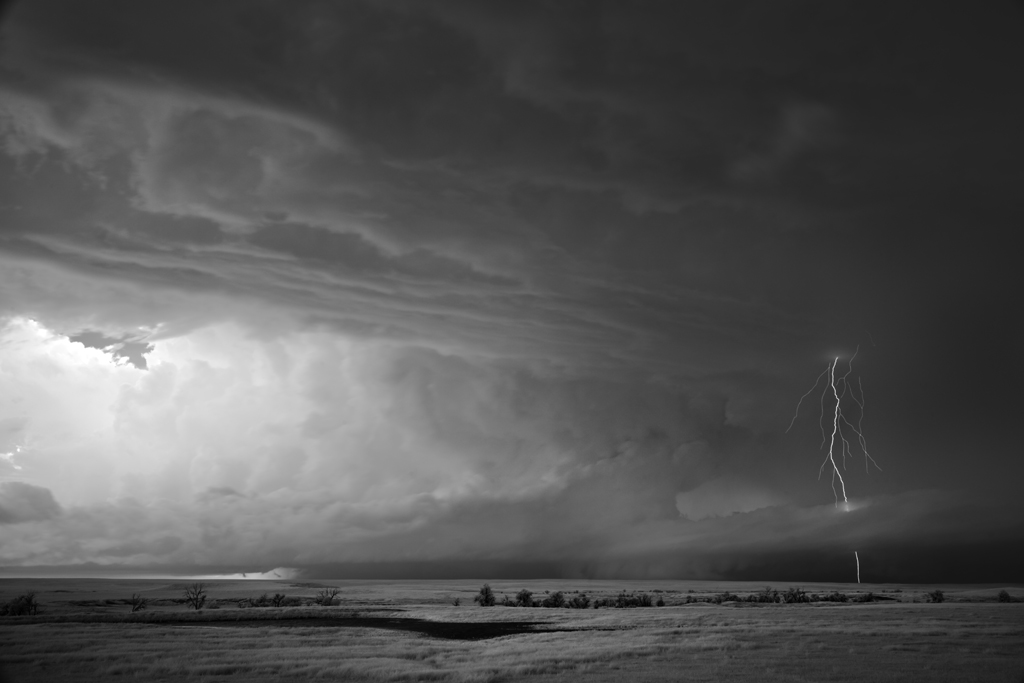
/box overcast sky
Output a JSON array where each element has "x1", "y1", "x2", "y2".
[{"x1": 1, "y1": 1, "x2": 1021, "y2": 583}]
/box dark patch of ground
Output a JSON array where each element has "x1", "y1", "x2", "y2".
[{"x1": 180, "y1": 617, "x2": 572, "y2": 640}]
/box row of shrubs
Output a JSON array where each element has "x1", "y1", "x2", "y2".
[
  {"x1": 469, "y1": 585, "x2": 1024, "y2": 607},
  {"x1": 472, "y1": 585, "x2": 666, "y2": 609},
  {"x1": 4, "y1": 586, "x2": 1020, "y2": 616},
  {"x1": 184, "y1": 584, "x2": 343, "y2": 610},
  {"x1": 687, "y1": 587, "x2": 943, "y2": 604},
  {"x1": 686, "y1": 587, "x2": 863, "y2": 604},
  {"x1": 1, "y1": 584, "x2": 346, "y2": 615},
  {"x1": 237, "y1": 590, "x2": 344, "y2": 608}
]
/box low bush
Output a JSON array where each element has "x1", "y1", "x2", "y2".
[
  {"x1": 749, "y1": 587, "x2": 779, "y2": 603},
  {"x1": 567, "y1": 593, "x2": 591, "y2": 609},
  {"x1": 714, "y1": 592, "x2": 740, "y2": 604},
  {"x1": 515, "y1": 589, "x2": 534, "y2": 607},
  {"x1": 314, "y1": 588, "x2": 340, "y2": 606},
  {"x1": 129, "y1": 593, "x2": 148, "y2": 613},
  {"x1": 242, "y1": 593, "x2": 268, "y2": 608},
  {"x1": 997, "y1": 590, "x2": 1014, "y2": 603},
  {"x1": 1, "y1": 592, "x2": 39, "y2": 616},
  {"x1": 474, "y1": 584, "x2": 496, "y2": 607},
  {"x1": 595, "y1": 592, "x2": 654, "y2": 608},
  {"x1": 927, "y1": 589, "x2": 944, "y2": 604},
  {"x1": 541, "y1": 591, "x2": 565, "y2": 608},
  {"x1": 240, "y1": 593, "x2": 288, "y2": 608}
]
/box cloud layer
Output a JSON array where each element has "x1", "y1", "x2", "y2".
[{"x1": 1, "y1": 0, "x2": 1022, "y2": 580}]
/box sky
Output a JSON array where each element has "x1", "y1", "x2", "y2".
[{"x1": 0, "y1": 0, "x2": 1022, "y2": 583}]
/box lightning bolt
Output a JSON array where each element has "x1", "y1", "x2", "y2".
[
  {"x1": 788, "y1": 346, "x2": 881, "y2": 583},
  {"x1": 788, "y1": 346, "x2": 880, "y2": 507}
]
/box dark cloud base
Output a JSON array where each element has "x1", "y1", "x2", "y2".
[
  {"x1": 700, "y1": 543, "x2": 1024, "y2": 585},
  {"x1": 5, "y1": 536, "x2": 1022, "y2": 585},
  {"x1": 304, "y1": 546, "x2": 1024, "y2": 583}
]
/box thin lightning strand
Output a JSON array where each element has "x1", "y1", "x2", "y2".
[{"x1": 785, "y1": 367, "x2": 829, "y2": 435}]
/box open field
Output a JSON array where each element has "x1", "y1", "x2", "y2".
[{"x1": 2, "y1": 579, "x2": 1023, "y2": 682}]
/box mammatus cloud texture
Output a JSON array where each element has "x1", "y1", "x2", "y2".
[{"x1": 1, "y1": 0, "x2": 1022, "y2": 581}]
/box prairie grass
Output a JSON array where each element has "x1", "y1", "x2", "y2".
[{"x1": 1, "y1": 579, "x2": 1022, "y2": 682}]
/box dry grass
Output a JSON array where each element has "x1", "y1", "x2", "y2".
[{"x1": 1, "y1": 579, "x2": 1023, "y2": 682}]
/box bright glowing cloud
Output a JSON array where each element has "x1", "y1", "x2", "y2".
[{"x1": 0, "y1": 313, "x2": 726, "y2": 568}]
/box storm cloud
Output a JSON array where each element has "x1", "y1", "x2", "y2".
[{"x1": 0, "y1": 0, "x2": 1021, "y2": 581}]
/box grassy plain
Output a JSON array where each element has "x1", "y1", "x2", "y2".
[{"x1": 1, "y1": 579, "x2": 1022, "y2": 682}]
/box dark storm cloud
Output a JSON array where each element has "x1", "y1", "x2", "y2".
[
  {"x1": 248, "y1": 221, "x2": 514, "y2": 288},
  {"x1": 1, "y1": 0, "x2": 1022, "y2": 580}
]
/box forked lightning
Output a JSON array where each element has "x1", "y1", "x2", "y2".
[
  {"x1": 788, "y1": 346, "x2": 881, "y2": 582},
  {"x1": 787, "y1": 346, "x2": 881, "y2": 507}
]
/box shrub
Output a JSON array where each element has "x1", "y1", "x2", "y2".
[
  {"x1": 783, "y1": 587, "x2": 809, "y2": 604},
  {"x1": 129, "y1": 593, "x2": 148, "y2": 613},
  {"x1": 1, "y1": 592, "x2": 39, "y2": 616},
  {"x1": 241, "y1": 593, "x2": 287, "y2": 608},
  {"x1": 751, "y1": 586, "x2": 779, "y2": 603},
  {"x1": 183, "y1": 583, "x2": 206, "y2": 611},
  {"x1": 245, "y1": 593, "x2": 269, "y2": 608},
  {"x1": 568, "y1": 593, "x2": 591, "y2": 609},
  {"x1": 927, "y1": 589, "x2": 944, "y2": 604},
  {"x1": 474, "y1": 584, "x2": 496, "y2": 607},
  {"x1": 998, "y1": 590, "x2": 1013, "y2": 603},
  {"x1": 515, "y1": 589, "x2": 534, "y2": 607},
  {"x1": 541, "y1": 591, "x2": 565, "y2": 608},
  {"x1": 315, "y1": 588, "x2": 340, "y2": 606},
  {"x1": 655, "y1": 596, "x2": 665, "y2": 607},
  {"x1": 453, "y1": 597, "x2": 462, "y2": 606},
  {"x1": 822, "y1": 591, "x2": 848, "y2": 603},
  {"x1": 596, "y1": 591, "x2": 655, "y2": 608}
]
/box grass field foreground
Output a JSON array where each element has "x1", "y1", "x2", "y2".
[{"x1": 1, "y1": 579, "x2": 1022, "y2": 682}]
